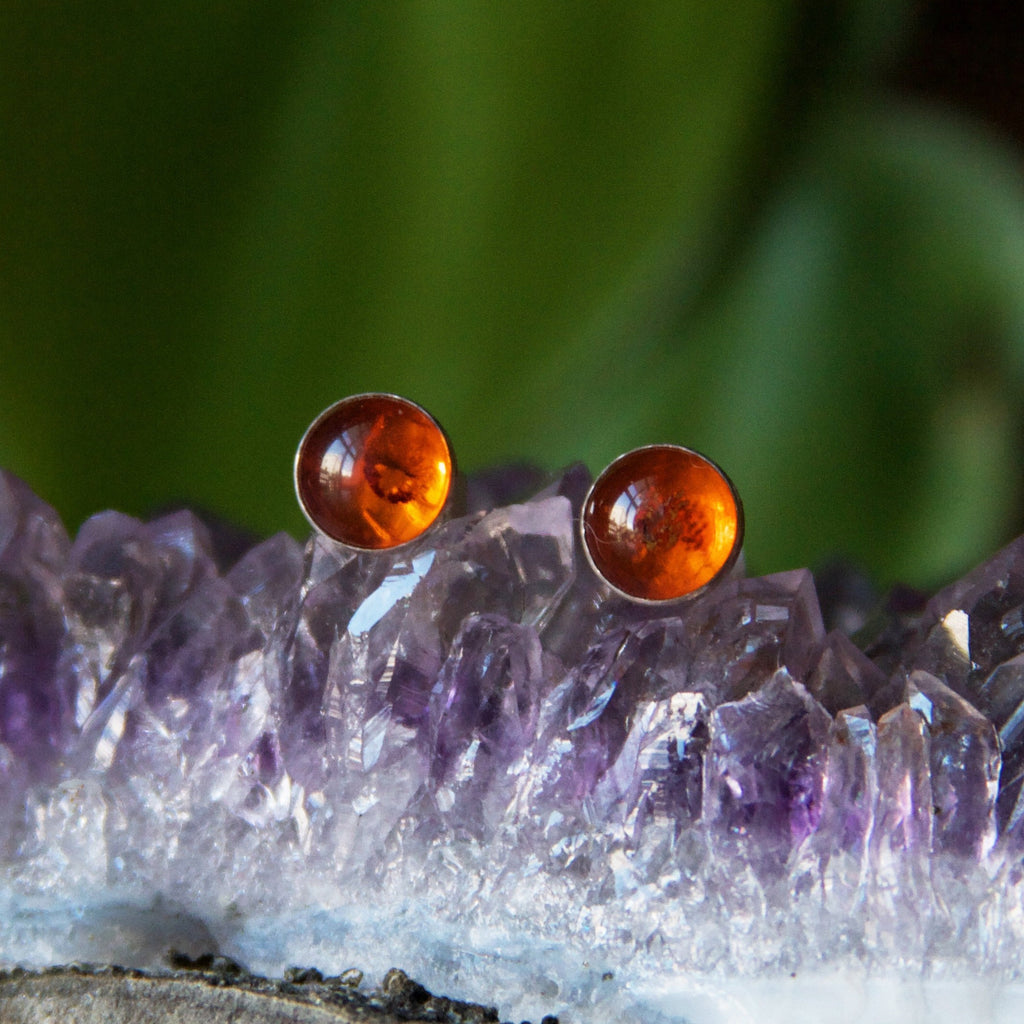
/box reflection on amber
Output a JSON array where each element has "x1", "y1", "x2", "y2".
[
  {"x1": 582, "y1": 445, "x2": 741, "y2": 602},
  {"x1": 296, "y1": 395, "x2": 452, "y2": 549}
]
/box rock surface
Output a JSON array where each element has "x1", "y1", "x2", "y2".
[{"x1": 0, "y1": 964, "x2": 504, "y2": 1024}]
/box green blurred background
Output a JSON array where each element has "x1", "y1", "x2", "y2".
[{"x1": 2, "y1": 1, "x2": 1024, "y2": 588}]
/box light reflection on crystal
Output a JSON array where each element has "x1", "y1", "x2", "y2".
[
  {"x1": 347, "y1": 551, "x2": 436, "y2": 636},
  {"x1": 814, "y1": 705, "x2": 876, "y2": 912},
  {"x1": 906, "y1": 670, "x2": 1000, "y2": 858}
]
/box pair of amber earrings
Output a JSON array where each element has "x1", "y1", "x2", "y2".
[{"x1": 294, "y1": 394, "x2": 743, "y2": 606}]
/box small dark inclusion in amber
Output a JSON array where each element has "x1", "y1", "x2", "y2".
[
  {"x1": 295, "y1": 394, "x2": 453, "y2": 549},
  {"x1": 582, "y1": 445, "x2": 742, "y2": 602}
]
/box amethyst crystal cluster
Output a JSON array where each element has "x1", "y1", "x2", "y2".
[{"x1": 1, "y1": 466, "x2": 1023, "y2": 1012}]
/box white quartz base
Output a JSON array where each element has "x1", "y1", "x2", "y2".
[{"x1": 635, "y1": 975, "x2": 1024, "y2": 1024}]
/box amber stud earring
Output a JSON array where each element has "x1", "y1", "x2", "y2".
[
  {"x1": 295, "y1": 393, "x2": 455, "y2": 550},
  {"x1": 580, "y1": 444, "x2": 743, "y2": 604}
]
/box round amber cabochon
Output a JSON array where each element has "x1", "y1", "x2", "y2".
[
  {"x1": 295, "y1": 394, "x2": 453, "y2": 550},
  {"x1": 582, "y1": 445, "x2": 742, "y2": 603}
]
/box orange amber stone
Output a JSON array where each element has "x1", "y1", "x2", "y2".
[
  {"x1": 295, "y1": 394, "x2": 453, "y2": 550},
  {"x1": 581, "y1": 445, "x2": 743, "y2": 603}
]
